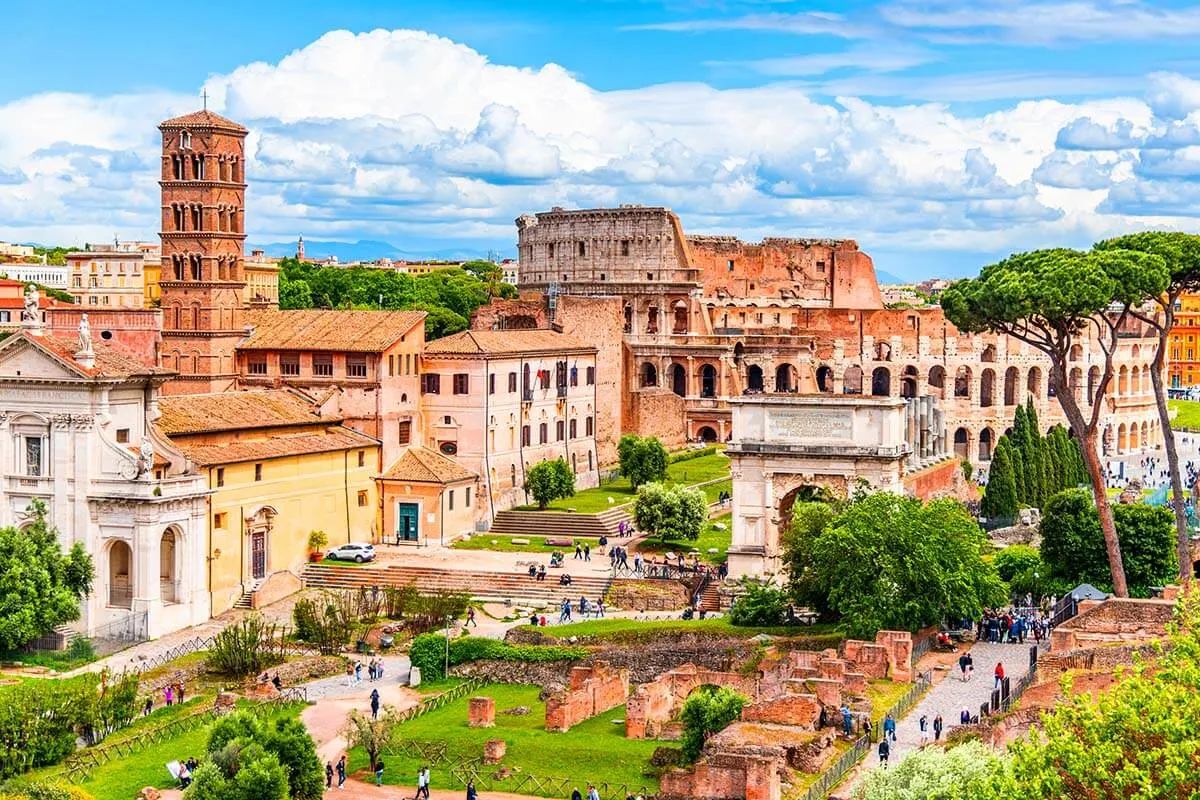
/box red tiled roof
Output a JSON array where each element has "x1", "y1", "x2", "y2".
[
  {"x1": 423, "y1": 329, "x2": 595, "y2": 357},
  {"x1": 158, "y1": 109, "x2": 248, "y2": 133},
  {"x1": 0, "y1": 331, "x2": 171, "y2": 379},
  {"x1": 157, "y1": 389, "x2": 335, "y2": 436},
  {"x1": 380, "y1": 447, "x2": 477, "y2": 484},
  {"x1": 176, "y1": 428, "x2": 378, "y2": 466},
  {"x1": 239, "y1": 309, "x2": 426, "y2": 353}
]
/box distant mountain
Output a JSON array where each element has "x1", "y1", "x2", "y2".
[
  {"x1": 875, "y1": 269, "x2": 907, "y2": 285},
  {"x1": 250, "y1": 239, "x2": 500, "y2": 264}
]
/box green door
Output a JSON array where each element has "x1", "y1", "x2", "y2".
[{"x1": 396, "y1": 503, "x2": 419, "y2": 543}]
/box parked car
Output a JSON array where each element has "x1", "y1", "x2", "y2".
[{"x1": 326, "y1": 542, "x2": 376, "y2": 563}]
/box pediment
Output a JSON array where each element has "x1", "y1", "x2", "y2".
[{"x1": 0, "y1": 338, "x2": 85, "y2": 381}]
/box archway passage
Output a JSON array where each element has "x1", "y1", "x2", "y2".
[
  {"x1": 953, "y1": 427, "x2": 970, "y2": 460},
  {"x1": 778, "y1": 484, "x2": 835, "y2": 524},
  {"x1": 901, "y1": 366, "x2": 918, "y2": 399},
  {"x1": 980, "y1": 369, "x2": 995, "y2": 407},
  {"x1": 641, "y1": 362, "x2": 658, "y2": 388},
  {"x1": 843, "y1": 366, "x2": 863, "y2": 395},
  {"x1": 748, "y1": 365, "x2": 765, "y2": 392},
  {"x1": 979, "y1": 428, "x2": 994, "y2": 461},
  {"x1": 1004, "y1": 367, "x2": 1019, "y2": 405},
  {"x1": 700, "y1": 364, "x2": 717, "y2": 398},
  {"x1": 776, "y1": 363, "x2": 798, "y2": 393},
  {"x1": 109, "y1": 540, "x2": 133, "y2": 609},
  {"x1": 670, "y1": 363, "x2": 686, "y2": 397},
  {"x1": 160, "y1": 529, "x2": 178, "y2": 604},
  {"x1": 698, "y1": 426, "x2": 718, "y2": 443},
  {"x1": 871, "y1": 367, "x2": 891, "y2": 397},
  {"x1": 928, "y1": 365, "x2": 946, "y2": 399},
  {"x1": 816, "y1": 365, "x2": 834, "y2": 393}
]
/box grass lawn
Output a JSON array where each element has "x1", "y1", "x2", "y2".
[
  {"x1": 636, "y1": 513, "x2": 732, "y2": 564},
  {"x1": 515, "y1": 453, "x2": 731, "y2": 513},
  {"x1": 451, "y1": 534, "x2": 569, "y2": 554},
  {"x1": 350, "y1": 684, "x2": 664, "y2": 796},
  {"x1": 518, "y1": 616, "x2": 842, "y2": 642},
  {"x1": 1170, "y1": 399, "x2": 1200, "y2": 430},
  {"x1": 0, "y1": 646, "x2": 99, "y2": 672}
]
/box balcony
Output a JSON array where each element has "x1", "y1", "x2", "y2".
[{"x1": 5, "y1": 473, "x2": 54, "y2": 495}]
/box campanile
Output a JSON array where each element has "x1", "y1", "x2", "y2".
[{"x1": 158, "y1": 109, "x2": 248, "y2": 394}]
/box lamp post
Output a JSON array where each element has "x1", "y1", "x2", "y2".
[{"x1": 444, "y1": 613, "x2": 452, "y2": 679}]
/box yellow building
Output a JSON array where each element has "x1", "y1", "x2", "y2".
[
  {"x1": 1168, "y1": 292, "x2": 1200, "y2": 388},
  {"x1": 144, "y1": 260, "x2": 162, "y2": 307},
  {"x1": 67, "y1": 250, "x2": 146, "y2": 308},
  {"x1": 157, "y1": 389, "x2": 380, "y2": 613},
  {"x1": 245, "y1": 250, "x2": 281, "y2": 308}
]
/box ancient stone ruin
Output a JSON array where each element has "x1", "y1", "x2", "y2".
[
  {"x1": 468, "y1": 696, "x2": 495, "y2": 728},
  {"x1": 544, "y1": 661, "x2": 630, "y2": 732}
]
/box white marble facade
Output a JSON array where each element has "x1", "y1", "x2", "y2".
[{"x1": 0, "y1": 325, "x2": 209, "y2": 640}]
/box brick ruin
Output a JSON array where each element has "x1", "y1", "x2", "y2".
[
  {"x1": 544, "y1": 661, "x2": 630, "y2": 732},
  {"x1": 468, "y1": 696, "x2": 495, "y2": 727},
  {"x1": 1049, "y1": 597, "x2": 1175, "y2": 653}
]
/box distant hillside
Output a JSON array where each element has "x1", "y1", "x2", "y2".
[
  {"x1": 250, "y1": 239, "x2": 497, "y2": 264},
  {"x1": 875, "y1": 269, "x2": 906, "y2": 285}
]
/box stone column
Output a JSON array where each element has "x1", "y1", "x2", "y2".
[
  {"x1": 686, "y1": 355, "x2": 695, "y2": 397},
  {"x1": 0, "y1": 413, "x2": 10, "y2": 529}
]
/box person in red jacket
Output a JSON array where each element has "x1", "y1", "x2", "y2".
[{"x1": 994, "y1": 661, "x2": 1005, "y2": 689}]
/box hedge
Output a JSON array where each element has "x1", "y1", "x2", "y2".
[
  {"x1": 669, "y1": 446, "x2": 719, "y2": 464},
  {"x1": 409, "y1": 635, "x2": 589, "y2": 681}
]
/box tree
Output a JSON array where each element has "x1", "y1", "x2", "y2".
[
  {"x1": 0, "y1": 501, "x2": 93, "y2": 651},
  {"x1": 195, "y1": 712, "x2": 318, "y2": 800},
  {"x1": 855, "y1": 740, "x2": 1004, "y2": 800},
  {"x1": 981, "y1": 439, "x2": 1018, "y2": 520},
  {"x1": 1040, "y1": 489, "x2": 1178, "y2": 596},
  {"x1": 1095, "y1": 231, "x2": 1200, "y2": 584},
  {"x1": 679, "y1": 686, "x2": 748, "y2": 762},
  {"x1": 803, "y1": 494, "x2": 1006, "y2": 638},
  {"x1": 262, "y1": 719, "x2": 323, "y2": 800},
  {"x1": 278, "y1": 276, "x2": 312, "y2": 310},
  {"x1": 782, "y1": 501, "x2": 836, "y2": 612},
  {"x1": 633, "y1": 482, "x2": 707, "y2": 541},
  {"x1": 728, "y1": 582, "x2": 787, "y2": 626},
  {"x1": 617, "y1": 435, "x2": 669, "y2": 490},
  {"x1": 343, "y1": 709, "x2": 398, "y2": 772},
  {"x1": 942, "y1": 247, "x2": 1170, "y2": 596},
  {"x1": 523, "y1": 458, "x2": 575, "y2": 510}
]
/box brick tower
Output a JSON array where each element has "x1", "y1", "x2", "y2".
[{"x1": 158, "y1": 109, "x2": 248, "y2": 394}]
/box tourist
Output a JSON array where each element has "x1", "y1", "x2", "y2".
[
  {"x1": 840, "y1": 704, "x2": 852, "y2": 737},
  {"x1": 919, "y1": 714, "x2": 929, "y2": 745},
  {"x1": 178, "y1": 761, "x2": 192, "y2": 789},
  {"x1": 177, "y1": 681, "x2": 186, "y2": 704},
  {"x1": 371, "y1": 688, "x2": 381, "y2": 720},
  {"x1": 572, "y1": 788, "x2": 583, "y2": 800},
  {"x1": 877, "y1": 737, "x2": 890, "y2": 767},
  {"x1": 165, "y1": 685, "x2": 174, "y2": 707},
  {"x1": 883, "y1": 712, "x2": 896, "y2": 742},
  {"x1": 559, "y1": 598, "x2": 571, "y2": 623},
  {"x1": 580, "y1": 595, "x2": 589, "y2": 617},
  {"x1": 416, "y1": 766, "x2": 431, "y2": 800},
  {"x1": 965, "y1": 652, "x2": 974, "y2": 680},
  {"x1": 337, "y1": 755, "x2": 347, "y2": 789},
  {"x1": 584, "y1": 543, "x2": 591, "y2": 562},
  {"x1": 466, "y1": 779, "x2": 478, "y2": 800},
  {"x1": 530, "y1": 612, "x2": 539, "y2": 626},
  {"x1": 559, "y1": 573, "x2": 572, "y2": 587},
  {"x1": 345, "y1": 663, "x2": 354, "y2": 687},
  {"x1": 325, "y1": 761, "x2": 334, "y2": 789},
  {"x1": 961, "y1": 706, "x2": 971, "y2": 725},
  {"x1": 355, "y1": 661, "x2": 363, "y2": 683},
  {"x1": 958, "y1": 652, "x2": 970, "y2": 682},
  {"x1": 863, "y1": 718, "x2": 873, "y2": 740},
  {"x1": 529, "y1": 564, "x2": 537, "y2": 578},
  {"x1": 596, "y1": 597, "x2": 605, "y2": 617},
  {"x1": 819, "y1": 706, "x2": 828, "y2": 729},
  {"x1": 144, "y1": 697, "x2": 153, "y2": 716},
  {"x1": 467, "y1": 606, "x2": 478, "y2": 627},
  {"x1": 272, "y1": 674, "x2": 283, "y2": 691},
  {"x1": 537, "y1": 564, "x2": 547, "y2": 582},
  {"x1": 575, "y1": 543, "x2": 583, "y2": 560},
  {"x1": 588, "y1": 784, "x2": 600, "y2": 800},
  {"x1": 600, "y1": 534, "x2": 609, "y2": 554},
  {"x1": 375, "y1": 758, "x2": 385, "y2": 786},
  {"x1": 994, "y1": 661, "x2": 1005, "y2": 690},
  {"x1": 539, "y1": 615, "x2": 547, "y2": 626},
  {"x1": 933, "y1": 714, "x2": 943, "y2": 742}
]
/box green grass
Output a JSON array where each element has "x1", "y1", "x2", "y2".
[
  {"x1": 636, "y1": 513, "x2": 732, "y2": 564},
  {"x1": 517, "y1": 616, "x2": 842, "y2": 642},
  {"x1": 515, "y1": 453, "x2": 731, "y2": 513},
  {"x1": 864, "y1": 680, "x2": 912, "y2": 720},
  {"x1": 349, "y1": 684, "x2": 663, "y2": 796},
  {"x1": 1170, "y1": 399, "x2": 1200, "y2": 430},
  {"x1": 0, "y1": 646, "x2": 98, "y2": 672},
  {"x1": 451, "y1": 534, "x2": 574, "y2": 553}
]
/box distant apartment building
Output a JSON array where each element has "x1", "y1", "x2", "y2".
[
  {"x1": 68, "y1": 244, "x2": 147, "y2": 308},
  {"x1": 0, "y1": 242, "x2": 36, "y2": 259},
  {"x1": 244, "y1": 249, "x2": 281, "y2": 307},
  {"x1": 500, "y1": 258, "x2": 519, "y2": 285},
  {"x1": 1168, "y1": 292, "x2": 1200, "y2": 388},
  {"x1": 0, "y1": 263, "x2": 69, "y2": 288}
]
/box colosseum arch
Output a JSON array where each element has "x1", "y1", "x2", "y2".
[
  {"x1": 1069, "y1": 343, "x2": 1083, "y2": 361},
  {"x1": 981, "y1": 344, "x2": 996, "y2": 362},
  {"x1": 1118, "y1": 423, "x2": 1128, "y2": 453},
  {"x1": 748, "y1": 365, "x2": 765, "y2": 392},
  {"x1": 816, "y1": 365, "x2": 834, "y2": 393},
  {"x1": 875, "y1": 341, "x2": 893, "y2": 361},
  {"x1": 954, "y1": 366, "x2": 972, "y2": 399},
  {"x1": 953, "y1": 427, "x2": 970, "y2": 460},
  {"x1": 670, "y1": 363, "x2": 686, "y2": 397},
  {"x1": 928, "y1": 366, "x2": 946, "y2": 399},
  {"x1": 900, "y1": 365, "x2": 918, "y2": 399},
  {"x1": 871, "y1": 367, "x2": 891, "y2": 397},
  {"x1": 775, "y1": 363, "x2": 798, "y2": 393},
  {"x1": 1117, "y1": 365, "x2": 1129, "y2": 396},
  {"x1": 843, "y1": 366, "x2": 864, "y2": 394},
  {"x1": 1027, "y1": 367, "x2": 1042, "y2": 399},
  {"x1": 641, "y1": 362, "x2": 658, "y2": 388},
  {"x1": 1004, "y1": 367, "x2": 1019, "y2": 406},
  {"x1": 1131, "y1": 365, "x2": 1140, "y2": 396},
  {"x1": 980, "y1": 369, "x2": 996, "y2": 407},
  {"x1": 1087, "y1": 366, "x2": 1101, "y2": 405},
  {"x1": 979, "y1": 428, "x2": 994, "y2": 461},
  {"x1": 700, "y1": 364, "x2": 717, "y2": 398},
  {"x1": 1069, "y1": 367, "x2": 1083, "y2": 402}
]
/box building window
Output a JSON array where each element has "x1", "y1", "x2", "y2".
[
  {"x1": 539, "y1": 422, "x2": 548, "y2": 444},
  {"x1": 216, "y1": 467, "x2": 225, "y2": 487},
  {"x1": 727, "y1": 259, "x2": 735, "y2": 272},
  {"x1": 398, "y1": 420, "x2": 412, "y2": 445},
  {"x1": 24, "y1": 436, "x2": 43, "y2": 477},
  {"x1": 358, "y1": 450, "x2": 366, "y2": 467},
  {"x1": 521, "y1": 425, "x2": 531, "y2": 446},
  {"x1": 448, "y1": 490, "x2": 455, "y2": 511},
  {"x1": 422, "y1": 373, "x2": 441, "y2": 394},
  {"x1": 586, "y1": 416, "x2": 594, "y2": 436},
  {"x1": 556, "y1": 420, "x2": 565, "y2": 440},
  {"x1": 347, "y1": 355, "x2": 368, "y2": 378},
  {"x1": 180, "y1": 131, "x2": 191, "y2": 149},
  {"x1": 248, "y1": 358, "x2": 268, "y2": 375},
  {"x1": 570, "y1": 366, "x2": 578, "y2": 387},
  {"x1": 586, "y1": 366, "x2": 595, "y2": 385},
  {"x1": 254, "y1": 463, "x2": 263, "y2": 482},
  {"x1": 214, "y1": 512, "x2": 226, "y2": 529},
  {"x1": 508, "y1": 372, "x2": 517, "y2": 392},
  {"x1": 313, "y1": 354, "x2": 333, "y2": 376},
  {"x1": 280, "y1": 354, "x2": 300, "y2": 376},
  {"x1": 647, "y1": 272, "x2": 653, "y2": 281},
  {"x1": 466, "y1": 487, "x2": 472, "y2": 507},
  {"x1": 540, "y1": 370, "x2": 551, "y2": 390},
  {"x1": 621, "y1": 240, "x2": 630, "y2": 256},
  {"x1": 569, "y1": 419, "x2": 577, "y2": 439},
  {"x1": 357, "y1": 491, "x2": 368, "y2": 507},
  {"x1": 488, "y1": 373, "x2": 496, "y2": 394},
  {"x1": 405, "y1": 353, "x2": 411, "y2": 375},
  {"x1": 453, "y1": 374, "x2": 469, "y2": 394},
  {"x1": 817, "y1": 260, "x2": 826, "y2": 273},
  {"x1": 116, "y1": 428, "x2": 130, "y2": 443},
  {"x1": 389, "y1": 355, "x2": 395, "y2": 376},
  {"x1": 440, "y1": 441, "x2": 458, "y2": 455}
]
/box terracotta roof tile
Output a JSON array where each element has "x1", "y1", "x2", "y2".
[
  {"x1": 159, "y1": 109, "x2": 248, "y2": 132},
  {"x1": 177, "y1": 428, "x2": 377, "y2": 466},
  {"x1": 157, "y1": 390, "x2": 335, "y2": 435},
  {"x1": 239, "y1": 309, "x2": 426, "y2": 353},
  {"x1": 381, "y1": 447, "x2": 477, "y2": 484},
  {"x1": 423, "y1": 329, "x2": 595, "y2": 357},
  {"x1": 0, "y1": 332, "x2": 170, "y2": 379}
]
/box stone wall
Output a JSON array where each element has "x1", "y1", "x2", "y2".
[
  {"x1": 450, "y1": 659, "x2": 574, "y2": 686},
  {"x1": 544, "y1": 661, "x2": 630, "y2": 732},
  {"x1": 660, "y1": 752, "x2": 781, "y2": 800},
  {"x1": 555, "y1": 295, "x2": 626, "y2": 466},
  {"x1": 251, "y1": 569, "x2": 302, "y2": 609},
  {"x1": 1050, "y1": 598, "x2": 1174, "y2": 651},
  {"x1": 470, "y1": 295, "x2": 549, "y2": 331},
  {"x1": 902, "y1": 457, "x2": 973, "y2": 503},
  {"x1": 605, "y1": 579, "x2": 690, "y2": 611},
  {"x1": 626, "y1": 664, "x2": 763, "y2": 739},
  {"x1": 626, "y1": 387, "x2": 688, "y2": 450},
  {"x1": 1036, "y1": 643, "x2": 1162, "y2": 686}
]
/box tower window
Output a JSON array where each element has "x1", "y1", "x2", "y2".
[
  {"x1": 816, "y1": 260, "x2": 826, "y2": 273},
  {"x1": 179, "y1": 131, "x2": 191, "y2": 149},
  {"x1": 578, "y1": 241, "x2": 586, "y2": 257},
  {"x1": 621, "y1": 240, "x2": 630, "y2": 256}
]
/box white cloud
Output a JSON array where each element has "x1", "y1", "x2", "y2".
[
  {"x1": 0, "y1": 28, "x2": 1199, "y2": 270},
  {"x1": 713, "y1": 45, "x2": 938, "y2": 77},
  {"x1": 620, "y1": 11, "x2": 874, "y2": 38}
]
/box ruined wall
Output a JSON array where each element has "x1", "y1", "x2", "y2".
[
  {"x1": 555, "y1": 295, "x2": 626, "y2": 465},
  {"x1": 470, "y1": 295, "x2": 549, "y2": 331},
  {"x1": 1050, "y1": 598, "x2": 1174, "y2": 651},
  {"x1": 1036, "y1": 643, "x2": 1162, "y2": 687},
  {"x1": 903, "y1": 457, "x2": 970, "y2": 502},
  {"x1": 626, "y1": 664, "x2": 763, "y2": 739},
  {"x1": 627, "y1": 387, "x2": 688, "y2": 450},
  {"x1": 544, "y1": 662, "x2": 630, "y2": 732},
  {"x1": 660, "y1": 752, "x2": 781, "y2": 800}
]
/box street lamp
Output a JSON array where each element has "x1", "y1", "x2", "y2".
[{"x1": 444, "y1": 613, "x2": 453, "y2": 679}]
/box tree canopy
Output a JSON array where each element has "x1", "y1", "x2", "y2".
[
  {"x1": 189, "y1": 712, "x2": 322, "y2": 800},
  {"x1": 523, "y1": 458, "x2": 575, "y2": 510},
  {"x1": 0, "y1": 501, "x2": 93, "y2": 651},
  {"x1": 633, "y1": 482, "x2": 708, "y2": 541},
  {"x1": 679, "y1": 686, "x2": 748, "y2": 762},
  {"x1": 617, "y1": 434, "x2": 669, "y2": 490}
]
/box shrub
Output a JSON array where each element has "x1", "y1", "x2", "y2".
[
  {"x1": 306, "y1": 530, "x2": 328, "y2": 553},
  {"x1": 728, "y1": 582, "x2": 787, "y2": 627},
  {"x1": 343, "y1": 709, "x2": 398, "y2": 771},
  {"x1": 619, "y1": 435, "x2": 669, "y2": 489},
  {"x1": 524, "y1": 458, "x2": 576, "y2": 509},
  {"x1": 634, "y1": 482, "x2": 707, "y2": 541},
  {"x1": 679, "y1": 686, "x2": 747, "y2": 762},
  {"x1": 409, "y1": 634, "x2": 589, "y2": 681},
  {"x1": 669, "y1": 446, "x2": 718, "y2": 464},
  {"x1": 0, "y1": 783, "x2": 96, "y2": 800},
  {"x1": 207, "y1": 615, "x2": 288, "y2": 677},
  {"x1": 196, "y1": 712, "x2": 319, "y2": 800}
]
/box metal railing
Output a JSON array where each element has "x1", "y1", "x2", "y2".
[
  {"x1": 91, "y1": 611, "x2": 150, "y2": 657},
  {"x1": 795, "y1": 735, "x2": 871, "y2": 800},
  {"x1": 107, "y1": 586, "x2": 133, "y2": 609}
]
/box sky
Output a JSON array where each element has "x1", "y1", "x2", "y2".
[{"x1": 3, "y1": 1, "x2": 1200, "y2": 279}]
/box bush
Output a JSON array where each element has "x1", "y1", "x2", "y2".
[
  {"x1": 670, "y1": 446, "x2": 718, "y2": 464},
  {"x1": 619, "y1": 435, "x2": 669, "y2": 489},
  {"x1": 195, "y1": 712, "x2": 319, "y2": 800},
  {"x1": 305, "y1": 530, "x2": 328, "y2": 553},
  {"x1": 634, "y1": 482, "x2": 707, "y2": 541},
  {"x1": 728, "y1": 582, "x2": 787, "y2": 627},
  {"x1": 0, "y1": 782, "x2": 96, "y2": 800},
  {"x1": 207, "y1": 615, "x2": 288, "y2": 677},
  {"x1": 679, "y1": 686, "x2": 747, "y2": 762},
  {"x1": 524, "y1": 458, "x2": 576, "y2": 509},
  {"x1": 408, "y1": 634, "x2": 589, "y2": 681}
]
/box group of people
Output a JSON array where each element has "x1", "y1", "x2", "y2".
[
  {"x1": 175, "y1": 756, "x2": 200, "y2": 788},
  {"x1": 977, "y1": 607, "x2": 1049, "y2": 644},
  {"x1": 344, "y1": 658, "x2": 386, "y2": 686}
]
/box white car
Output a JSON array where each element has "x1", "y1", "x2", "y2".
[{"x1": 326, "y1": 542, "x2": 376, "y2": 563}]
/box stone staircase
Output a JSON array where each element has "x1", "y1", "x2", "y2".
[
  {"x1": 231, "y1": 579, "x2": 264, "y2": 610},
  {"x1": 302, "y1": 563, "x2": 613, "y2": 607},
  {"x1": 487, "y1": 507, "x2": 631, "y2": 539},
  {"x1": 697, "y1": 581, "x2": 723, "y2": 613}
]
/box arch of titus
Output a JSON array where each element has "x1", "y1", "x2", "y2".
[{"x1": 726, "y1": 393, "x2": 949, "y2": 578}]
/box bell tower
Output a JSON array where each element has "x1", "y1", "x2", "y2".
[{"x1": 158, "y1": 109, "x2": 248, "y2": 394}]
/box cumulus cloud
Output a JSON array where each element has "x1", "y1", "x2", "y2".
[
  {"x1": 1146, "y1": 72, "x2": 1200, "y2": 120},
  {"x1": 0, "y1": 27, "x2": 1198, "y2": 269}
]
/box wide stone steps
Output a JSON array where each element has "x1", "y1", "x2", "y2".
[
  {"x1": 488, "y1": 507, "x2": 631, "y2": 539},
  {"x1": 698, "y1": 582, "x2": 722, "y2": 612},
  {"x1": 302, "y1": 563, "x2": 612, "y2": 606}
]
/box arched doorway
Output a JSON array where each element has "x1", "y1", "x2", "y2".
[
  {"x1": 779, "y1": 484, "x2": 834, "y2": 524},
  {"x1": 954, "y1": 366, "x2": 972, "y2": 399},
  {"x1": 670, "y1": 363, "x2": 686, "y2": 397},
  {"x1": 698, "y1": 426, "x2": 718, "y2": 443},
  {"x1": 953, "y1": 427, "x2": 970, "y2": 460},
  {"x1": 979, "y1": 428, "x2": 994, "y2": 461},
  {"x1": 1069, "y1": 367, "x2": 1083, "y2": 402},
  {"x1": 816, "y1": 365, "x2": 834, "y2": 393},
  {"x1": 160, "y1": 528, "x2": 179, "y2": 604},
  {"x1": 843, "y1": 366, "x2": 863, "y2": 394},
  {"x1": 871, "y1": 367, "x2": 891, "y2": 397},
  {"x1": 747, "y1": 365, "x2": 764, "y2": 392},
  {"x1": 700, "y1": 364, "x2": 717, "y2": 398},
  {"x1": 1027, "y1": 367, "x2": 1042, "y2": 399},
  {"x1": 733, "y1": 342, "x2": 745, "y2": 364},
  {"x1": 901, "y1": 366, "x2": 918, "y2": 399},
  {"x1": 641, "y1": 362, "x2": 658, "y2": 388},
  {"x1": 1087, "y1": 366, "x2": 1100, "y2": 405},
  {"x1": 980, "y1": 369, "x2": 995, "y2": 407},
  {"x1": 775, "y1": 363, "x2": 798, "y2": 393},
  {"x1": 109, "y1": 540, "x2": 133, "y2": 609},
  {"x1": 928, "y1": 366, "x2": 946, "y2": 399},
  {"x1": 1004, "y1": 367, "x2": 1019, "y2": 405}
]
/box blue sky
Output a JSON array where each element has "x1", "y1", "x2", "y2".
[{"x1": 3, "y1": 0, "x2": 1200, "y2": 279}]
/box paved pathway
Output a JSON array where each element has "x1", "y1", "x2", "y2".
[{"x1": 865, "y1": 641, "x2": 1035, "y2": 770}]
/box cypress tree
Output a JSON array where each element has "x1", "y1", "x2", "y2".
[
  {"x1": 983, "y1": 439, "x2": 1019, "y2": 519},
  {"x1": 1011, "y1": 406, "x2": 1030, "y2": 504},
  {"x1": 1011, "y1": 442, "x2": 1027, "y2": 508},
  {"x1": 1025, "y1": 398, "x2": 1046, "y2": 506}
]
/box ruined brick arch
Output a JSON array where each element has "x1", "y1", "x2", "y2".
[
  {"x1": 1069, "y1": 366, "x2": 1083, "y2": 402},
  {"x1": 953, "y1": 427, "x2": 970, "y2": 460},
  {"x1": 670, "y1": 363, "x2": 687, "y2": 397},
  {"x1": 697, "y1": 426, "x2": 718, "y2": 443},
  {"x1": 775, "y1": 362, "x2": 798, "y2": 393},
  {"x1": 874, "y1": 341, "x2": 892, "y2": 362},
  {"x1": 640, "y1": 362, "x2": 658, "y2": 388},
  {"x1": 954, "y1": 366, "x2": 972, "y2": 399},
  {"x1": 747, "y1": 364, "x2": 765, "y2": 392},
  {"x1": 699, "y1": 363, "x2": 718, "y2": 398},
  {"x1": 900, "y1": 365, "x2": 918, "y2": 398},
  {"x1": 1027, "y1": 366, "x2": 1043, "y2": 399},
  {"x1": 1004, "y1": 366, "x2": 1019, "y2": 406},
  {"x1": 815, "y1": 365, "x2": 834, "y2": 393},
  {"x1": 980, "y1": 368, "x2": 996, "y2": 407},
  {"x1": 1070, "y1": 343, "x2": 1083, "y2": 361},
  {"x1": 871, "y1": 366, "x2": 891, "y2": 397},
  {"x1": 927, "y1": 365, "x2": 946, "y2": 399},
  {"x1": 843, "y1": 365, "x2": 863, "y2": 394},
  {"x1": 979, "y1": 427, "x2": 994, "y2": 462}
]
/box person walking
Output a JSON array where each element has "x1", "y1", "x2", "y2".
[
  {"x1": 840, "y1": 704, "x2": 852, "y2": 737},
  {"x1": 466, "y1": 606, "x2": 478, "y2": 627},
  {"x1": 355, "y1": 661, "x2": 363, "y2": 684},
  {"x1": 143, "y1": 696, "x2": 153, "y2": 716},
  {"x1": 325, "y1": 761, "x2": 334, "y2": 790},
  {"x1": 994, "y1": 661, "x2": 1005, "y2": 690},
  {"x1": 374, "y1": 758, "x2": 385, "y2": 787},
  {"x1": 336, "y1": 755, "x2": 347, "y2": 789},
  {"x1": 919, "y1": 714, "x2": 929, "y2": 745},
  {"x1": 933, "y1": 713, "x2": 943, "y2": 742},
  {"x1": 575, "y1": 543, "x2": 583, "y2": 560},
  {"x1": 415, "y1": 766, "x2": 430, "y2": 800},
  {"x1": 584, "y1": 543, "x2": 591, "y2": 562},
  {"x1": 958, "y1": 652, "x2": 970, "y2": 682},
  {"x1": 883, "y1": 712, "x2": 896, "y2": 742},
  {"x1": 370, "y1": 688, "x2": 381, "y2": 720},
  {"x1": 466, "y1": 779, "x2": 478, "y2": 800},
  {"x1": 571, "y1": 788, "x2": 583, "y2": 800},
  {"x1": 588, "y1": 784, "x2": 600, "y2": 800},
  {"x1": 878, "y1": 738, "x2": 890, "y2": 767},
  {"x1": 164, "y1": 685, "x2": 173, "y2": 707},
  {"x1": 965, "y1": 651, "x2": 974, "y2": 681},
  {"x1": 345, "y1": 663, "x2": 354, "y2": 688}
]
